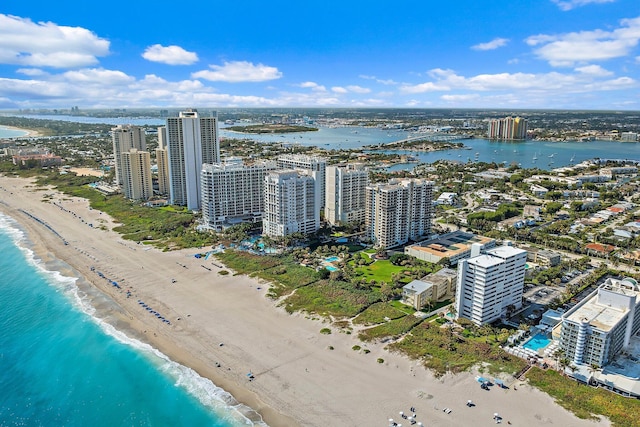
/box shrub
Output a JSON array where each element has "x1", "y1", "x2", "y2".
[
  {"x1": 218, "y1": 270, "x2": 229, "y2": 275},
  {"x1": 352, "y1": 345, "x2": 361, "y2": 351},
  {"x1": 320, "y1": 328, "x2": 332, "y2": 335},
  {"x1": 377, "y1": 358, "x2": 384, "y2": 364},
  {"x1": 328, "y1": 346, "x2": 334, "y2": 350}
]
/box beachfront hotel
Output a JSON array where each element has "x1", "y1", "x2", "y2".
[
  {"x1": 262, "y1": 169, "x2": 319, "y2": 237},
  {"x1": 455, "y1": 243, "x2": 527, "y2": 325},
  {"x1": 120, "y1": 149, "x2": 154, "y2": 201},
  {"x1": 365, "y1": 178, "x2": 434, "y2": 249},
  {"x1": 487, "y1": 116, "x2": 528, "y2": 140},
  {"x1": 155, "y1": 126, "x2": 170, "y2": 196},
  {"x1": 111, "y1": 124, "x2": 147, "y2": 186},
  {"x1": 276, "y1": 154, "x2": 326, "y2": 211},
  {"x1": 324, "y1": 163, "x2": 369, "y2": 226},
  {"x1": 559, "y1": 277, "x2": 640, "y2": 368},
  {"x1": 201, "y1": 158, "x2": 277, "y2": 230},
  {"x1": 166, "y1": 109, "x2": 220, "y2": 210}
]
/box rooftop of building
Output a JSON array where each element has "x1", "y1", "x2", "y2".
[
  {"x1": 564, "y1": 278, "x2": 640, "y2": 332},
  {"x1": 484, "y1": 244, "x2": 527, "y2": 259},
  {"x1": 403, "y1": 280, "x2": 432, "y2": 294},
  {"x1": 406, "y1": 231, "x2": 494, "y2": 258},
  {"x1": 468, "y1": 254, "x2": 504, "y2": 269}
]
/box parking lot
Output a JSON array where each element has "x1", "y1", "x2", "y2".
[{"x1": 523, "y1": 285, "x2": 563, "y2": 305}]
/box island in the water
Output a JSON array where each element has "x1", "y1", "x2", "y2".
[{"x1": 226, "y1": 124, "x2": 318, "y2": 134}]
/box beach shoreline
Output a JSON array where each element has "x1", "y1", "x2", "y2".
[
  {"x1": 0, "y1": 125, "x2": 42, "y2": 138},
  {"x1": 0, "y1": 174, "x2": 611, "y2": 427}
]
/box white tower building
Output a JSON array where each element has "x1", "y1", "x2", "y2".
[
  {"x1": 276, "y1": 154, "x2": 326, "y2": 210},
  {"x1": 325, "y1": 164, "x2": 369, "y2": 226},
  {"x1": 365, "y1": 178, "x2": 433, "y2": 249},
  {"x1": 455, "y1": 244, "x2": 527, "y2": 325},
  {"x1": 263, "y1": 169, "x2": 319, "y2": 238},
  {"x1": 155, "y1": 126, "x2": 170, "y2": 196},
  {"x1": 166, "y1": 109, "x2": 220, "y2": 210},
  {"x1": 201, "y1": 158, "x2": 277, "y2": 230}
]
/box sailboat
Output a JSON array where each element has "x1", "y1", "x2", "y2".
[
  {"x1": 570, "y1": 154, "x2": 576, "y2": 163},
  {"x1": 532, "y1": 152, "x2": 538, "y2": 161}
]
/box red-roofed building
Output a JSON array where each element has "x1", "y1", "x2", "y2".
[{"x1": 585, "y1": 243, "x2": 615, "y2": 256}]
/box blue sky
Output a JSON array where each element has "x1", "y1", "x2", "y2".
[{"x1": 0, "y1": 0, "x2": 639, "y2": 110}]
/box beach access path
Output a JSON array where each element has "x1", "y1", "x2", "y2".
[{"x1": 0, "y1": 175, "x2": 610, "y2": 427}]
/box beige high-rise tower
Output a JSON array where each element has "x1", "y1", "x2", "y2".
[
  {"x1": 111, "y1": 125, "x2": 147, "y2": 186},
  {"x1": 155, "y1": 126, "x2": 170, "y2": 196},
  {"x1": 121, "y1": 149, "x2": 154, "y2": 201}
]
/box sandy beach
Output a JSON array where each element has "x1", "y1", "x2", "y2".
[
  {"x1": 0, "y1": 125, "x2": 42, "y2": 138},
  {"x1": 0, "y1": 174, "x2": 610, "y2": 427}
]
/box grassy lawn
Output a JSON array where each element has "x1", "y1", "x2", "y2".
[
  {"x1": 388, "y1": 321, "x2": 527, "y2": 376},
  {"x1": 214, "y1": 251, "x2": 282, "y2": 274},
  {"x1": 282, "y1": 280, "x2": 382, "y2": 318},
  {"x1": 353, "y1": 259, "x2": 406, "y2": 283},
  {"x1": 527, "y1": 368, "x2": 640, "y2": 427},
  {"x1": 358, "y1": 315, "x2": 424, "y2": 342},
  {"x1": 260, "y1": 263, "x2": 320, "y2": 298},
  {"x1": 353, "y1": 302, "x2": 407, "y2": 325},
  {"x1": 389, "y1": 300, "x2": 416, "y2": 315}
]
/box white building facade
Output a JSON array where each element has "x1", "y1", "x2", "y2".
[
  {"x1": 365, "y1": 178, "x2": 433, "y2": 249},
  {"x1": 560, "y1": 277, "x2": 640, "y2": 368},
  {"x1": 201, "y1": 158, "x2": 277, "y2": 230},
  {"x1": 325, "y1": 164, "x2": 369, "y2": 226},
  {"x1": 166, "y1": 109, "x2": 220, "y2": 210},
  {"x1": 455, "y1": 244, "x2": 527, "y2": 325},
  {"x1": 111, "y1": 124, "x2": 147, "y2": 186},
  {"x1": 262, "y1": 170, "x2": 319, "y2": 237},
  {"x1": 155, "y1": 126, "x2": 170, "y2": 196},
  {"x1": 276, "y1": 154, "x2": 326, "y2": 210},
  {"x1": 120, "y1": 149, "x2": 154, "y2": 201}
]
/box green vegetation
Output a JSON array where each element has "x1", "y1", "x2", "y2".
[
  {"x1": 377, "y1": 358, "x2": 384, "y2": 364},
  {"x1": 388, "y1": 321, "x2": 526, "y2": 376},
  {"x1": 352, "y1": 345, "x2": 361, "y2": 351},
  {"x1": 527, "y1": 368, "x2": 640, "y2": 427},
  {"x1": 320, "y1": 328, "x2": 332, "y2": 335},
  {"x1": 352, "y1": 302, "x2": 407, "y2": 325},
  {"x1": 358, "y1": 315, "x2": 425, "y2": 342},
  {"x1": 282, "y1": 279, "x2": 382, "y2": 317},
  {"x1": 226, "y1": 124, "x2": 318, "y2": 133},
  {"x1": 467, "y1": 203, "x2": 521, "y2": 226}
]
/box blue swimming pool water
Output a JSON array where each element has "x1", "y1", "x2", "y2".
[
  {"x1": 325, "y1": 256, "x2": 339, "y2": 262},
  {"x1": 325, "y1": 266, "x2": 338, "y2": 272},
  {"x1": 522, "y1": 333, "x2": 551, "y2": 351}
]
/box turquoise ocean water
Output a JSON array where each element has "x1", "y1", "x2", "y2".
[{"x1": 0, "y1": 213, "x2": 261, "y2": 427}]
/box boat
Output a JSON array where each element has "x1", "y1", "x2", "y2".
[
  {"x1": 570, "y1": 154, "x2": 576, "y2": 162},
  {"x1": 532, "y1": 153, "x2": 538, "y2": 161},
  {"x1": 548, "y1": 153, "x2": 555, "y2": 158}
]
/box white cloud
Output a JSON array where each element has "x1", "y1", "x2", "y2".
[
  {"x1": 62, "y1": 68, "x2": 134, "y2": 85},
  {"x1": 574, "y1": 65, "x2": 614, "y2": 76},
  {"x1": 332, "y1": 85, "x2": 370, "y2": 94},
  {"x1": 346, "y1": 85, "x2": 371, "y2": 94},
  {"x1": 526, "y1": 16, "x2": 640, "y2": 66},
  {"x1": 551, "y1": 0, "x2": 615, "y2": 11},
  {"x1": 400, "y1": 68, "x2": 637, "y2": 94},
  {"x1": 142, "y1": 44, "x2": 198, "y2": 65},
  {"x1": 359, "y1": 75, "x2": 398, "y2": 85},
  {"x1": 16, "y1": 68, "x2": 48, "y2": 76},
  {"x1": 192, "y1": 61, "x2": 282, "y2": 82},
  {"x1": 296, "y1": 81, "x2": 326, "y2": 91},
  {"x1": 441, "y1": 94, "x2": 480, "y2": 102},
  {"x1": 471, "y1": 38, "x2": 509, "y2": 51},
  {"x1": 0, "y1": 14, "x2": 109, "y2": 68}
]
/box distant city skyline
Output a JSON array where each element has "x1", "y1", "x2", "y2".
[{"x1": 0, "y1": 0, "x2": 639, "y2": 110}]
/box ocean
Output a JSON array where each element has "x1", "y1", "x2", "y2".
[
  {"x1": 0, "y1": 213, "x2": 262, "y2": 427},
  {"x1": 0, "y1": 126, "x2": 29, "y2": 138}
]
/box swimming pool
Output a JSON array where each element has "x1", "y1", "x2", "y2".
[
  {"x1": 522, "y1": 333, "x2": 551, "y2": 351},
  {"x1": 325, "y1": 266, "x2": 338, "y2": 272},
  {"x1": 325, "y1": 256, "x2": 339, "y2": 262}
]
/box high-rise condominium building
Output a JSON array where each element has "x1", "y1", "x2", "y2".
[
  {"x1": 365, "y1": 178, "x2": 434, "y2": 249},
  {"x1": 201, "y1": 158, "x2": 277, "y2": 230},
  {"x1": 166, "y1": 109, "x2": 220, "y2": 210},
  {"x1": 325, "y1": 164, "x2": 369, "y2": 226},
  {"x1": 263, "y1": 170, "x2": 319, "y2": 237},
  {"x1": 120, "y1": 149, "x2": 154, "y2": 201},
  {"x1": 559, "y1": 277, "x2": 640, "y2": 368},
  {"x1": 487, "y1": 116, "x2": 527, "y2": 140},
  {"x1": 111, "y1": 125, "x2": 147, "y2": 186},
  {"x1": 455, "y1": 244, "x2": 527, "y2": 325},
  {"x1": 276, "y1": 154, "x2": 326, "y2": 210},
  {"x1": 155, "y1": 126, "x2": 169, "y2": 196}
]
